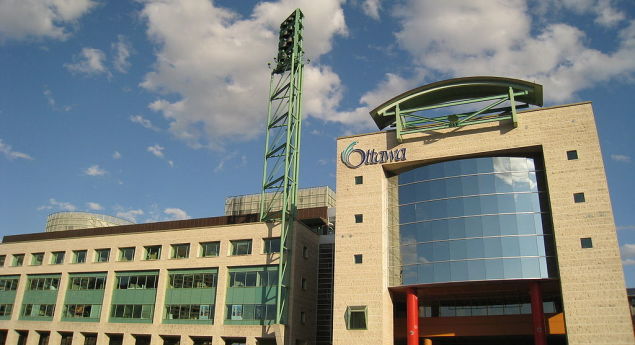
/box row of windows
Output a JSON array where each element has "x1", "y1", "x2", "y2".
[
  {"x1": 0, "y1": 304, "x2": 12, "y2": 316},
  {"x1": 226, "y1": 304, "x2": 276, "y2": 321},
  {"x1": 28, "y1": 277, "x2": 60, "y2": 290},
  {"x1": 165, "y1": 304, "x2": 213, "y2": 320},
  {"x1": 228, "y1": 271, "x2": 278, "y2": 287},
  {"x1": 169, "y1": 273, "x2": 217, "y2": 289},
  {"x1": 111, "y1": 304, "x2": 154, "y2": 319},
  {"x1": 63, "y1": 304, "x2": 101, "y2": 318},
  {"x1": 69, "y1": 276, "x2": 106, "y2": 290},
  {"x1": 0, "y1": 278, "x2": 18, "y2": 291},
  {"x1": 22, "y1": 303, "x2": 55, "y2": 317},
  {"x1": 116, "y1": 275, "x2": 158, "y2": 289},
  {"x1": 0, "y1": 238, "x2": 281, "y2": 268},
  {"x1": 420, "y1": 301, "x2": 559, "y2": 317}
]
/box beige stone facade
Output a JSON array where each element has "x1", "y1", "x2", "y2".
[
  {"x1": 0, "y1": 219, "x2": 319, "y2": 345},
  {"x1": 333, "y1": 102, "x2": 634, "y2": 345}
]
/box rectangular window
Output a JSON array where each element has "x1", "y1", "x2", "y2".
[
  {"x1": 354, "y1": 254, "x2": 363, "y2": 264},
  {"x1": 59, "y1": 333, "x2": 73, "y2": 345},
  {"x1": 225, "y1": 304, "x2": 275, "y2": 321},
  {"x1": 73, "y1": 250, "x2": 87, "y2": 264},
  {"x1": 144, "y1": 245, "x2": 161, "y2": 260},
  {"x1": 0, "y1": 278, "x2": 18, "y2": 291},
  {"x1": 228, "y1": 270, "x2": 277, "y2": 287},
  {"x1": 201, "y1": 241, "x2": 220, "y2": 257},
  {"x1": 301, "y1": 277, "x2": 307, "y2": 290},
  {"x1": 95, "y1": 249, "x2": 110, "y2": 263},
  {"x1": 110, "y1": 304, "x2": 153, "y2": 319},
  {"x1": 303, "y1": 246, "x2": 309, "y2": 258},
  {"x1": 31, "y1": 253, "x2": 44, "y2": 266},
  {"x1": 28, "y1": 277, "x2": 60, "y2": 290},
  {"x1": 69, "y1": 276, "x2": 105, "y2": 290},
  {"x1": 12, "y1": 254, "x2": 24, "y2": 267},
  {"x1": 62, "y1": 304, "x2": 101, "y2": 319},
  {"x1": 355, "y1": 176, "x2": 363, "y2": 184},
  {"x1": 566, "y1": 150, "x2": 578, "y2": 160},
  {"x1": 116, "y1": 274, "x2": 157, "y2": 289},
  {"x1": 0, "y1": 304, "x2": 12, "y2": 316},
  {"x1": 84, "y1": 334, "x2": 97, "y2": 345},
  {"x1": 574, "y1": 192, "x2": 586, "y2": 203},
  {"x1": 51, "y1": 251, "x2": 65, "y2": 265},
  {"x1": 230, "y1": 240, "x2": 252, "y2": 256},
  {"x1": 22, "y1": 304, "x2": 55, "y2": 317},
  {"x1": 0, "y1": 255, "x2": 5, "y2": 266},
  {"x1": 168, "y1": 273, "x2": 217, "y2": 288},
  {"x1": 355, "y1": 214, "x2": 363, "y2": 223},
  {"x1": 164, "y1": 304, "x2": 214, "y2": 321},
  {"x1": 581, "y1": 237, "x2": 593, "y2": 249},
  {"x1": 346, "y1": 306, "x2": 368, "y2": 330},
  {"x1": 118, "y1": 247, "x2": 135, "y2": 261},
  {"x1": 263, "y1": 238, "x2": 281, "y2": 254},
  {"x1": 171, "y1": 244, "x2": 190, "y2": 259}
]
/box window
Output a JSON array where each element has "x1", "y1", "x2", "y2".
[
  {"x1": 0, "y1": 304, "x2": 12, "y2": 316},
  {"x1": 51, "y1": 251, "x2": 65, "y2": 265},
  {"x1": 301, "y1": 311, "x2": 306, "y2": 324},
  {"x1": 63, "y1": 304, "x2": 101, "y2": 318},
  {"x1": 566, "y1": 150, "x2": 578, "y2": 160},
  {"x1": 303, "y1": 246, "x2": 309, "y2": 258},
  {"x1": 301, "y1": 277, "x2": 307, "y2": 290},
  {"x1": 73, "y1": 250, "x2": 87, "y2": 264},
  {"x1": 169, "y1": 273, "x2": 217, "y2": 288},
  {"x1": 354, "y1": 254, "x2": 363, "y2": 264},
  {"x1": 145, "y1": 246, "x2": 161, "y2": 260},
  {"x1": 581, "y1": 237, "x2": 593, "y2": 249},
  {"x1": 346, "y1": 306, "x2": 368, "y2": 330},
  {"x1": 118, "y1": 247, "x2": 135, "y2": 261},
  {"x1": 201, "y1": 242, "x2": 220, "y2": 257},
  {"x1": 263, "y1": 238, "x2": 281, "y2": 254},
  {"x1": 574, "y1": 192, "x2": 586, "y2": 203},
  {"x1": 225, "y1": 304, "x2": 276, "y2": 321},
  {"x1": 355, "y1": 214, "x2": 363, "y2": 223},
  {"x1": 22, "y1": 304, "x2": 55, "y2": 317},
  {"x1": 355, "y1": 176, "x2": 363, "y2": 184},
  {"x1": 28, "y1": 277, "x2": 60, "y2": 290},
  {"x1": 192, "y1": 337, "x2": 213, "y2": 345},
  {"x1": 116, "y1": 275, "x2": 158, "y2": 289},
  {"x1": 12, "y1": 254, "x2": 24, "y2": 267},
  {"x1": 230, "y1": 240, "x2": 252, "y2": 256},
  {"x1": 229, "y1": 270, "x2": 277, "y2": 287},
  {"x1": 84, "y1": 334, "x2": 97, "y2": 345},
  {"x1": 59, "y1": 333, "x2": 73, "y2": 345},
  {"x1": 110, "y1": 304, "x2": 153, "y2": 319},
  {"x1": 165, "y1": 304, "x2": 214, "y2": 320},
  {"x1": 95, "y1": 249, "x2": 110, "y2": 263},
  {"x1": 0, "y1": 278, "x2": 18, "y2": 291},
  {"x1": 31, "y1": 253, "x2": 44, "y2": 266},
  {"x1": 69, "y1": 276, "x2": 105, "y2": 290},
  {"x1": 0, "y1": 255, "x2": 5, "y2": 267},
  {"x1": 171, "y1": 244, "x2": 190, "y2": 259}
]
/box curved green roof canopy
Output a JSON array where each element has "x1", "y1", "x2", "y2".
[{"x1": 369, "y1": 76, "x2": 543, "y2": 141}]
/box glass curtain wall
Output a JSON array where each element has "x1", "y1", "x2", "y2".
[{"x1": 395, "y1": 156, "x2": 557, "y2": 285}]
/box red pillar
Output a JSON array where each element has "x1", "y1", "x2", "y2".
[
  {"x1": 406, "y1": 288, "x2": 419, "y2": 345},
  {"x1": 529, "y1": 281, "x2": 547, "y2": 345}
]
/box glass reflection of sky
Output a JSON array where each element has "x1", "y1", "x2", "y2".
[{"x1": 395, "y1": 157, "x2": 556, "y2": 285}]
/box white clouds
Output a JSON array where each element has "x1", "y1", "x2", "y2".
[
  {"x1": 43, "y1": 87, "x2": 72, "y2": 111},
  {"x1": 0, "y1": 0, "x2": 96, "y2": 41},
  {"x1": 611, "y1": 154, "x2": 632, "y2": 163},
  {"x1": 0, "y1": 138, "x2": 33, "y2": 160},
  {"x1": 130, "y1": 115, "x2": 159, "y2": 131},
  {"x1": 37, "y1": 198, "x2": 77, "y2": 211},
  {"x1": 618, "y1": 225, "x2": 635, "y2": 231},
  {"x1": 392, "y1": 0, "x2": 635, "y2": 103},
  {"x1": 537, "y1": 0, "x2": 625, "y2": 27},
  {"x1": 147, "y1": 144, "x2": 164, "y2": 158},
  {"x1": 164, "y1": 208, "x2": 189, "y2": 220},
  {"x1": 622, "y1": 243, "x2": 635, "y2": 258},
  {"x1": 116, "y1": 209, "x2": 143, "y2": 223},
  {"x1": 86, "y1": 202, "x2": 103, "y2": 210},
  {"x1": 65, "y1": 48, "x2": 109, "y2": 76},
  {"x1": 112, "y1": 35, "x2": 132, "y2": 73},
  {"x1": 84, "y1": 164, "x2": 107, "y2": 176},
  {"x1": 139, "y1": 0, "x2": 347, "y2": 149},
  {"x1": 361, "y1": 0, "x2": 381, "y2": 20},
  {"x1": 112, "y1": 151, "x2": 122, "y2": 159}
]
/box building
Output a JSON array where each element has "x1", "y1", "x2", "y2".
[
  {"x1": 333, "y1": 77, "x2": 634, "y2": 345},
  {"x1": 0, "y1": 207, "x2": 329, "y2": 345}
]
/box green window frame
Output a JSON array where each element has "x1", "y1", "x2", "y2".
[
  {"x1": 51, "y1": 251, "x2": 65, "y2": 265},
  {"x1": 116, "y1": 275, "x2": 157, "y2": 289},
  {"x1": 263, "y1": 238, "x2": 281, "y2": 254},
  {"x1": 200, "y1": 242, "x2": 220, "y2": 257},
  {"x1": 0, "y1": 278, "x2": 18, "y2": 291},
  {"x1": 28, "y1": 277, "x2": 60, "y2": 290},
  {"x1": 169, "y1": 273, "x2": 217, "y2": 288},
  {"x1": 63, "y1": 304, "x2": 101, "y2": 319},
  {"x1": 22, "y1": 304, "x2": 55, "y2": 317},
  {"x1": 165, "y1": 304, "x2": 214, "y2": 320},
  {"x1": 73, "y1": 250, "x2": 87, "y2": 264},
  {"x1": 68, "y1": 276, "x2": 106, "y2": 290},
  {"x1": 118, "y1": 247, "x2": 135, "y2": 261},
  {"x1": 110, "y1": 304, "x2": 153, "y2": 319},
  {"x1": 346, "y1": 306, "x2": 368, "y2": 330},
  {"x1": 12, "y1": 254, "x2": 24, "y2": 267},
  {"x1": 225, "y1": 304, "x2": 276, "y2": 321},
  {"x1": 228, "y1": 270, "x2": 277, "y2": 287},
  {"x1": 144, "y1": 245, "x2": 161, "y2": 260},
  {"x1": 230, "y1": 240, "x2": 252, "y2": 256},
  {"x1": 31, "y1": 253, "x2": 44, "y2": 266},
  {"x1": 95, "y1": 249, "x2": 110, "y2": 263},
  {"x1": 0, "y1": 304, "x2": 12, "y2": 316},
  {"x1": 171, "y1": 243, "x2": 190, "y2": 259}
]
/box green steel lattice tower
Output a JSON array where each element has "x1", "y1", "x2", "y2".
[{"x1": 259, "y1": 8, "x2": 304, "y2": 325}]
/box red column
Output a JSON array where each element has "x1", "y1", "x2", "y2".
[
  {"x1": 529, "y1": 281, "x2": 547, "y2": 345},
  {"x1": 406, "y1": 288, "x2": 419, "y2": 345}
]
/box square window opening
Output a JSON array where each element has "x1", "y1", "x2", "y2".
[
  {"x1": 581, "y1": 237, "x2": 593, "y2": 249},
  {"x1": 346, "y1": 306, "x2": 368, "y2": 330},
  {"x1": 574, "y1": 193, "x2": 586, "y2": 203},
  {"x1": 566, "y1": 150, "x2": 578, "y2": 160},
  {"x1": 201, "y1": 242, "x2": 220, "y2": 257},
  {"x1": 354, "y1": 176, "x2": 363, "y2": 185},
  {"x1": 171, "y1": 244, "x2": 190, "y2": 259},
  {"x1": 144, "y1": 246, "x2": 162, "y2": 260},
  {"x1": 355, "y1": 214, "x2": 363, "y2": 223},
  {"x1": 354, "y1": 254, "x2": 363, "y2": 264}
]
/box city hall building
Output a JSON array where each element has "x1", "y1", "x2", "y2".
[{"x1": 1, "y1": 77, "x2": 633, "y2": 345}]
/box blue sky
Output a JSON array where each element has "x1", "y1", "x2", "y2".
[{"x1": 1, "y1": 0, "x2": 635, "y2": 284}]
